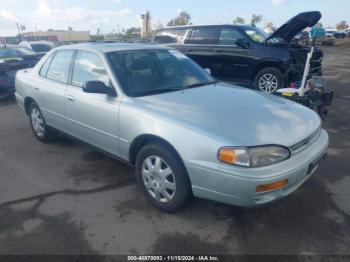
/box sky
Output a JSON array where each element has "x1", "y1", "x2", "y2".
[{"x1": 0, "y1": 0, "x2": 349, "y2": 36}]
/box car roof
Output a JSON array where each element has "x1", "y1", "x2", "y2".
[
  {"x1": 0, "y1": 44, "x2": 21, "y2": 49},
  {"x1": 55, "y1": 42, "x2": 167, "y2": 53},
  {"x1": 159, "y1": 24, "x2": 252, "y2": 30},
  {"x1": 20, "y1": 40, "x2": 54, "y2": 44}
]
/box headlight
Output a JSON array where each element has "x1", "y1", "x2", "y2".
[{"x1": 218, "y1": 145, "x2": 290, "y2": 167}]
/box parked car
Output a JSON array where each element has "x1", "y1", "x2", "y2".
[
  {"x1": 322, "y1": 34, "x2": 337, "y2": 45},
  {"x1": 15, "y1": 43, "x2": 329, "y2": 212},
  {"x1": 153, "y1": 11, "x2": 324, "y2": 93},
  {"x1": 19, "y1": 41, "x2": 57, "y2": 56},
  {"x1": 0, "y1": 45, "x2": 41, "y2": 99},
  {"x1": 326, "y1": 29, "x2": 346, "y2": 39}
]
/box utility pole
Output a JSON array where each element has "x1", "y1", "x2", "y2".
[{"x1": 15, "y1": 23, "x2": 21, "y2": 42}]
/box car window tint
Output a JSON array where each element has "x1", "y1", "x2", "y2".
[
  {"x1": 219, "y1": 28, "x2": 243, "y2": 45},
  {"x1": 39, "y1": 53, "x2": 55, "y2": 77},
  {"x1": 46, "y1": 50, "x2": 74, "y2": 83},
  {"x1": 191, "y1": 28, "x2": 219, "y2": 44},
  {"x1": 72, "y1": 51, "x2": 110, "y2": 88},
  {"x1": 154, "y1": 29, "x2": 187, "y2": 44},
  {"x1": 31, "y1": 44, "x2": 52, "y2": 53},
  {"x1": 0, "y1": 47, "x2": 36, "y2": 59}
]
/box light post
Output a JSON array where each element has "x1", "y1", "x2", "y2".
[{"x1": 15, "y1": 23, "x2": 21, "y2": 42}]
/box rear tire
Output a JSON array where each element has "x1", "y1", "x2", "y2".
[
  {"x1": 254, "y1": 67, "x2": 284, "y2": 93},
  {"x1": 29, "y1": 102, "x2": 57, "y2": 143},
  {"x1": 135, "y1": 142, "x2": 192, "y2": 212}
]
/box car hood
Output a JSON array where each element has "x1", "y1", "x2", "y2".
[
  {"x1": 266, "y1": 11, "x2": 321, "y2": 43},
  {"x1": 134, "y1": 83, "x2": 321, "y2": 147}
]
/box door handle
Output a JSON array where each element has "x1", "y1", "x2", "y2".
[
  {"x1": 66, "y1": 95, "x2": 75, "y2": 102},
  {"x1": 34, "y1": 87, "x2": 40, "y2": 91}
]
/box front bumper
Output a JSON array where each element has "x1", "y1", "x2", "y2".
[{"x1": 186, "y1": 129, "x2": 329, "y2": 207}]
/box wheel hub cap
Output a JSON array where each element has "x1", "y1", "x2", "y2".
[
  {"x1": 31, "y1": 108, "x2": 45, "y2": 137},
  {"x1": 141, "y1": 156, "x2": 176, "y2": 203}
]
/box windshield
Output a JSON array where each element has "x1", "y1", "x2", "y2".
[
  {"x1": 243, "y1": 27, "x2": 268, "y2": 43},
  {"x1": 0, "y1": 47, "x2": 36, "y2": 59},
  {"x1": 31, "y1": 44, "x2": 52, "y2": 53},
  {"x1": 107, "y1": 49, "x2": 215, "y2": 97}
]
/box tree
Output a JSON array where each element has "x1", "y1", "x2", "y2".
[
  {"x1": 336, "y1": 20, "x2": 349, "y2": 31},
  {"x1": 233, "y1": 17, "x2": 245, "y2": 25},
  {"x1": 251, "y1": 14, "x2": 263, "y2": 26},
  {"x1": 265, "y1": 22, "x2": 276, "y2": 33},
  {"x1": 167, "y1": 11, "x2": 191, "y2": 26}
]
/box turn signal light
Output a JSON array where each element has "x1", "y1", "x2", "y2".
[
  {"x1": 218, "y1": 148, "x2": 237, "y2": 164},
  {"x1": 256, "y1": 179, "x2": 288, "y2": 193}
]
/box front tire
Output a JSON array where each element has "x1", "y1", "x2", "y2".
[
  {"x1": 29, "y1": 102, "x2": 57, "y2": 143},
  {"x1": 135, "y1": 143, "x2": 192, "y2": 212},
  {"x1": 254, "y1": 67, "x2": 284, "y2": 93}
]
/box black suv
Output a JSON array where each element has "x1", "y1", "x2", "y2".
[{"x1": 153, "y1": 11, "x2": 323, "y2": 93}]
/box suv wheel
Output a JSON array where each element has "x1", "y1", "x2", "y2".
[
  {"x1": 135, "y1": 143, "x2": 192, "y2": 212},
  {"x1": 254, "y1": 67, "x2": 283, "y2": 93},
  {"x1": 29, "y1": 102, "x2": 57, "y2": 142}
]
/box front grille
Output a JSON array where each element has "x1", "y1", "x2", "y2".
[{"x1": 290, "y1": 127, "x2": 321, "y2": 153}]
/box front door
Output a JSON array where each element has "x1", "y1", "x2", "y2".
[
  {"x1": 213, "y1": 28, "x2": 251, "y2": 85},
  {"x1": 65, "y1": 50, "x2": 120, "y2": 156}
]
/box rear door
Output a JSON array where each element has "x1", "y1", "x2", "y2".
[
  {"x1": 34, "y1": 49, "x2": 75, "y2": 131},
  {"x1": 180, "y1": 27, "x2": 220, "y2": 73},
  {"x1": 65, "y1": 50, "x2": 120, "y2": 156}
]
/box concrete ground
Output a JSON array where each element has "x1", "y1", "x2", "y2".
[{"x1": 0, "y1": 42, "x2": 350, "y2": 257}]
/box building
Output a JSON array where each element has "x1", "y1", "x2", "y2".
[
  {"x1": 21, "y1": 29, "x2": 90, "y2": 42},
  {"x1": 140, "y1": 12, "x2": 151, "y2": 38}
]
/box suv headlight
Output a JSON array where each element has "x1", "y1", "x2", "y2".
[{"x1": 218, "y1": 145, "x2": 290, "y2": 168}]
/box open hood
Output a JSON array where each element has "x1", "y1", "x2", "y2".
[{"x1": 266, "y1": 11, "x2": 321, "y2": 43}]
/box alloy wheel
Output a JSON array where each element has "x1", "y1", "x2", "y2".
[{"x1": 258, "y1": 73, "x2": 279, "y2": 93}]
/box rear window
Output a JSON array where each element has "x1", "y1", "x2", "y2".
[
  {"x1": 39, "y1": 53, "x2": 55, "y2": 77},
  {"x1": 190, "y1": 28, "x2": 219, "y2": 44},
  {"x1": 46, "y1": 50, "x2": 74, "y2": 84},
  {"x1": 153, "y1": 29, "x2": 187, "y2": 44},
  {"x1": 31, "y1": 44, "x2": 52, "y2": 53}
]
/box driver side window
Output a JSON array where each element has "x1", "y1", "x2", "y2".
[
  {"x1": 219, "y1": 28, "x2": 243, "y2": 45},
  {"x1": 71, "y1": 51, "x2": 111, "y2": 88}
]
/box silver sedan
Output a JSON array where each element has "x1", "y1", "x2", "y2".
[{"x1": 15, "y1": 44, "x2": 329, "y2": 212}]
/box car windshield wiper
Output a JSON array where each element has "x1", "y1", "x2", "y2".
[
  {"x1": 183, "y1": 80, "x2": 219, "y2": 89},
  {"x1": 133, "y1": 80, "x2": 219, "y2": 97},
  {"x1": 133, "y1": 87, "x2": 184, "y2": 97}
]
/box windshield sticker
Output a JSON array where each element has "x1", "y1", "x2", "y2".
[{"x1": 169, "y1": 50, "x2": 188, "y2": 60}]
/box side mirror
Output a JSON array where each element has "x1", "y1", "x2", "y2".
[
  {"x1": 204, "y1": 68, "x2": 212, "y2": 75},
  {"x1": 82, "y1": 81, "x2": 115, "y2": 96},
  {"x1": 236, "y1": 38, "x2": 250, "y2": 49}
]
